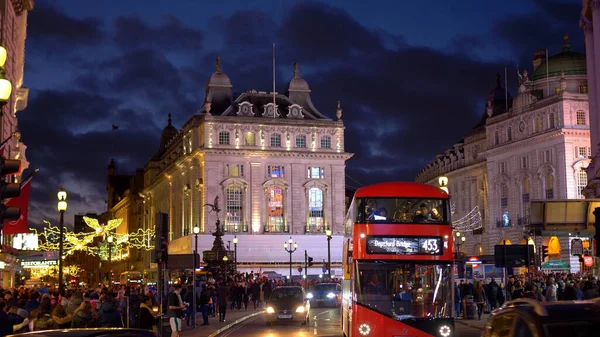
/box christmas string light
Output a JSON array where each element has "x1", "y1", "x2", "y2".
[{"x1": 452, "y1": 206, "x2": 483, "y2": 231}]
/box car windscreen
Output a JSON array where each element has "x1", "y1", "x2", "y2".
[
  {"x1": 271, "y1": 288, "x2": 303, "y2": 301},
  {"x1": 543, "y1": 320, "x2": 600, "y2": 337},
  {"x1": 315, "y1": 284, "x2": 337, "y2": 291}
]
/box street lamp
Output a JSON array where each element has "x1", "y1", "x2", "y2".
[
  {"x1": 57, "y1": 188, "x2": 67, "y2": 291},
  {"x1": 192, "y1": 225, "x2": 200, "y2": 328},
  {"x1": 107, "y1": 235, "x2": 114, "y2": 285},
  {"x1": 455, "y1": 232, "x2": 466, "y2": 259},
  {"x1": 326, "y1": 229, "x2": 332, "y2": 278},
  {"x1": 438, "y1": 176, "x2": 449, "y2": 194},
  {"x1": 0, "y1": 45, "x2": 12, "y2": 113},
  {"x1": 233, "y1": 235, "x2": 238, "y2": 273},
  {"x1": 284, "y1": 237, "x2": 298, "y2": 283}
]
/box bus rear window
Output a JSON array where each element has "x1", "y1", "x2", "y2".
[{"x1": 357, "y1": 198, "x2": 449, "y2": 224}]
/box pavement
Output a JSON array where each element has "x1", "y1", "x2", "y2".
[
  {"x1": 455, "y1": 313, "x2": 489, "y2": 331},
  {"x1": 179, "y1": 307, "x2": 265, "y2": 337}
]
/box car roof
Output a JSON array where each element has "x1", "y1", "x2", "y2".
[
  {"x1": 500, "y1": 301, "x2": 600, "y2": 322},
  {"x1": 7, "y1": 328, "x2": 156, "y2": 337},
  {"x1": 315, "y1": 283, "x2": 337, "y2": 286},
  {"x1": 274, "y1": 286, "x2": 303, "y2": 290}
]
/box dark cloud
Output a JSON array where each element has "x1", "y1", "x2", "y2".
[
  {"x1": 113, "y1": 16, "x2": 204, "y2": 51},
  {"x1": 531, "y1": 0, "x2": 582, "y2": 25},
  {"x1": 27, "y1": 2, "x2": 104, "y2": 47}
]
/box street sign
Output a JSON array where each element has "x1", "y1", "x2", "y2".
[{"x1": 165, "y1": 254, "x2": 200, "y2": 270}]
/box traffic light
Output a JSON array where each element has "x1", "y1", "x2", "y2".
[
  {"x1": 594, "y1": 207, "x2": 600, "y2": 257},
  {"x1": 153, "y1": 212, "x2": 169, "y2": 263},
  {"x1": 541, "y1": 245, "x2": 549, "y2": 262},
  {"x1": 308, "y1": 257, "x2": 314, "y2": 267},
  {"x1": 0, "y1": 157, "x2": 21, "y2": 229}
]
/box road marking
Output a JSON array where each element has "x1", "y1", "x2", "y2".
[
  {"x1": 219, "y1": 315, "x2": 261, "y2": 337},
  {"x1": 207, "y1": 311, "x2": 264, "y2": 337},
  {"x1": 314, "y1": 328, "x2": 318, "y2": 335}
]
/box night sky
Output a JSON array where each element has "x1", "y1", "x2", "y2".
[{"x1": 20, "y1": 0, "x2": 584, "y2": 228}]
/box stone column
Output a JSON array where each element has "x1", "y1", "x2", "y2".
[{"x1": 583, "y1": 14, "x2": 599, "y2": 164}]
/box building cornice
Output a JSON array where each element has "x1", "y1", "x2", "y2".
[
  {"x1": 418, "y1": 160, "x2": 486, "y2": 184},
  {"x1": 482, "y1": 130, "x2": 563, "y2": 157},
  {"x1": 204, "y1": 148, "x2": 354, "y2": 160},
  {"x1": 203, "y1": 114, "x2": 345, "y2": 129}
]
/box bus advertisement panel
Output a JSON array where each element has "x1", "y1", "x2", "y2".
[{"x1": 341, "y1": 182, "x2": 455, "y2": 337}]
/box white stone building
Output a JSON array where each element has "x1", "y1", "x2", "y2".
[
  {"x1": 416, "y1": 35, "x2": 591, "y2": 271},
  {"x1": 140, "y1": 59, "x2": 352, "y2": 277}
]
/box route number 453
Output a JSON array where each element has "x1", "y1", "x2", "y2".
[{"x1": 422, "y1": 239, "x2": 439, "y2": 253}]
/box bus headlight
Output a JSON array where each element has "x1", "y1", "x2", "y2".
[
  {"x1": 327, "y1": 293, "x2": 335, "y2": 298},
  {"x1": 358, "y1": 323, "x2": 371, "y2": 336},
  {"x1": 439, "y1": 325, "x2": 451, "y2": 337},
  {"x1": 296, "y1": 306, "x2": 305, "y2": 313},
  {"x1": 307, "y1": 293, "x2": 313, "y2": 299},
  {"x1": 266, "y1": 307, "x2": 275, "y2": 314}
]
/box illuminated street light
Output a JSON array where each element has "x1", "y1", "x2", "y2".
[{"x1": 57, "y1": 187, "x2": 67, "y2": 291}]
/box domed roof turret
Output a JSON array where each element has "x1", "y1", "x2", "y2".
[
  {"x1": 207, "y1": 56, "x2": 232, "y2": 88},
  {"x1": 532, "y1": 34, "x2": 586, "y2": 81},
  {"x1": 288, "y1": 62, "x2": 310, "y2": 92},
  {"x1": 159, "y1": 113, "x2": 177, "y2": 150}
]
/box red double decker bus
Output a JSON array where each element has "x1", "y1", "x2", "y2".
[{"x1": 341, "y1": 182, "x2": 455, "y2": 337}]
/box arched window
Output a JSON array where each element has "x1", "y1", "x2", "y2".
[
  {"x1": 225, "y1": 185, "x2": 244, "y2": 232},
  {"x1": 576, "y1": 168, "x2": 587, "y2": 199},
  {"x1": 549, "y1": 113, "x2": 555, "y2": 128},
  {"x1": 545, "y1": 173, "x2": 554, "y2": 199},
  {"x1": 522, "y1": 179, "x2": 530, "y2": 220},
  {"x1": 219, "y1": 131, "x2": 230, "y2": 145},
  {"x1": 494, "y1": 131, "x2": 499, "y2": 145},
  {"x1": 507, "y1": 127, "x2": 512, "y2": 141},
  {"x1": 271, "y1": 133, "x2": 281, "y2": 147},
  {"x1": 534, "y1": 118, "x2": 542, "y2": 133},
  {"x1": 267, "y1": 186, "x2": 285, "y2": 232},
  {"x1": 307, "y1": 187, "x2": 324, "y2": 232}
]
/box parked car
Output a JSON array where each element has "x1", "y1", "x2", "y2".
[
  {"x1": 265, "y1": 286, "x2": 310, "y2": 326},
  {"x1": 7, "y1": 328, "x2": 157, "y2": 337},
  {"x1": 307, "y1": 283, "x2": 341, "y2": 307},
  {"x1": 482, "y1": 298, "x2": 600, "y2": 337}
]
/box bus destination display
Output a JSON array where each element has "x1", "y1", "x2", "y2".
[{"x1": 366, "y1": 236, "x2": 443, "y2": 255}]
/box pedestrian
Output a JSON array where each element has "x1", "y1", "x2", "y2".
[
  {"x1": 166, "y1": 284, "x2": 185, "y2": 337},
  {"x1": 473, "y1": 281, "x2": 487, "y2": 320},
  {"x1": 217, "y1": 281, "x2": 230, "y2": 322}
]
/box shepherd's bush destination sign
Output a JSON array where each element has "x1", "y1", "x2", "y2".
[{"x1": 366, "y1": 236, "x2": 443, "y2": 255}]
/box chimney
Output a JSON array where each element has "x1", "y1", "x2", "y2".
[{"x1": 533, "y1": 49, "x2": 546, "y2": 71}]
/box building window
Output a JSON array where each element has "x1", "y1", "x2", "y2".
[
  {"x1": 307, "y1": 187, "x2": 324, "y2": 233},
  {"x1": 545, "y1": 174, "x2": 554, "y2": 199},
  {"x1": 494, "y1": 131, "x2": 499, "y2": 145},
  {"x1": 534, "y1": 118, "x2": 542, "y2": 133},
  {"x1": 308, "y1": 167, "x2": 325, "y2": 179},
  {"x1": 522, "y1": 179, "x2": 530, "y2": 220},
  {"x1": 245, "y1": 132, "x2": 255, "y2": 146},
  {"x1": 576, "y1": 169, "x2": 587, "y2": 199},
  {"x1": 498, "y1": 162, "x2": 506, "y2": 174},
  {"x1": 224, "y1": 186, "x2": 244, "y2": 232},
  {"x1": 296, "y1": 135, "x2": 307, "y2": 148},
  {"x1": 267, "y1": 186, "x2": 286, "y2": 232},
  {"x1": 219, "y1": 132, "x2": 230, "y2": 145},
  {"x1": 549, "y1": 113, "x2": 555, "y2": 129},
  {"x1": 267, "y1": 165, "x2": 285, "y2": 178},
  {"x1": 226, "y1": 164, "x2": 244, "y2": 177},
  {"x1": 320, "y1": 135, "x2": 331, "y2": 149},
  {"x1": 577, "y1": 110, "x2": 586, "y2": 125},
  {"x1": 271, "y1": 133, "x2": 281, "y2": 147},
  {"x1": 507, "y1": 127, "x2": 512, "y2": 141},
  {"x1": 579, "y1": 85, "x2": 588, "y2": 94},
  {"x1": 577, "y1": 146, "x2": 590, "y2": 159},
  {"x1": 520, "y1": 156, "x2": 528, "y2": 169},
  {"x1": 501, "y1": 183, "x2": 509, "y2": 214},
  {"x1": 542, "y1": 150, "x2": 552, "y2": 163}
]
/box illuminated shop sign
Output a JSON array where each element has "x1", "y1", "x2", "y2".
[
  {"x1": 366, "y1": 236, "x2": 443, "y2": 255},
  {"x1": 21, "y1": 260, "x2": 58, "y2": 268}
]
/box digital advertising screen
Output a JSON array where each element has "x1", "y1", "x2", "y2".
[{"x1": 366, "y1": 236, "x2": 443, "y2": 255}]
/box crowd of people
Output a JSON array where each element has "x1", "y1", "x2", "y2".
[
  {"x1": 455, "y1": 271, "x2": 600, "y2": 320},
  {"x1": 0, "y1": 272, "x2": 338, "y2": 337}
]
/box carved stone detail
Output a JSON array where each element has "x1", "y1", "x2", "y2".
[
  {"x1": 287, "y1": 104, "x2": 304, "y2": 119},
  {"x1": 237, "y1": 102, "x2": 254, "y2": 117}
]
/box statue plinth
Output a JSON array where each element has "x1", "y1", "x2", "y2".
[{"x1": 202, "y1": 219, "x2": 233, "y2": 279}]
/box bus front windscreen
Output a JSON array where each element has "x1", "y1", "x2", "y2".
[
  {"x1": 356, "y1": 198, "x2": 449, "y2": 224},
  {"x1": 354, "y1": 261, "x2": 452, "y2": 320}
]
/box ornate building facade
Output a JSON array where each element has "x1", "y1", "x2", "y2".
[
  {"x1": 139, "y1": 59, "x2": 352, "y2": 276},
  {"x1": 0, "y1": 0, "x2": 33, "y2": 288},
  {"x1": 417, "y1": 36, "x2": 591, "y2": 272}
]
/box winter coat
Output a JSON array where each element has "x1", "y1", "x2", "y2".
[
  {"x1": 71, "y1": 310, "x2": 96, "y2": 328},
  {"x1": 52, "y1": 313, "x2": 72, "y2": 329},
  {"x1": 97, "y1": 301, "x2": 123, "y2": 328},
  {"x1": 31, "y1": 313, "x2": 57, "y2": 331}
]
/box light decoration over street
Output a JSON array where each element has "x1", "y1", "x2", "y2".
[
  {"x1": 30, "y1": 264, "x2": 82, "y2": 279},
  {"x1": 33, "y1": 217, "x2": 156, "y2": 257},
  {"x1": 452, "y1": 206, "x2": 482, "y2": 231}
]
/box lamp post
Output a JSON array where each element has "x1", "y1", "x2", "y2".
[
  {"x1": 438, "y1": 175, "x2": 449, "y2": 194},
  {"x1": 107, "y1": 235, "x2": 114, "y2": 285},
  {"x1": 284, "y1": 237, "x2": 298, "y2": 283},
  {"x1": 0, "y1": 45, "x2": 12, "y2": 114},
  {"x1": 233, "y1": 236, "x2": 238, "y2": 273},
  {"x1": 192, "y1": 225, "x2": 200, "y2": 329},
  {"x1": 455, "y1": 231, "x2": 466, "y2": 259},
  {"x1": 326, "y1": 230, "x2": 332, "y2": 278},
  {"x1": 57, "y1": 188, "x2": 67, "y2": 291}
]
